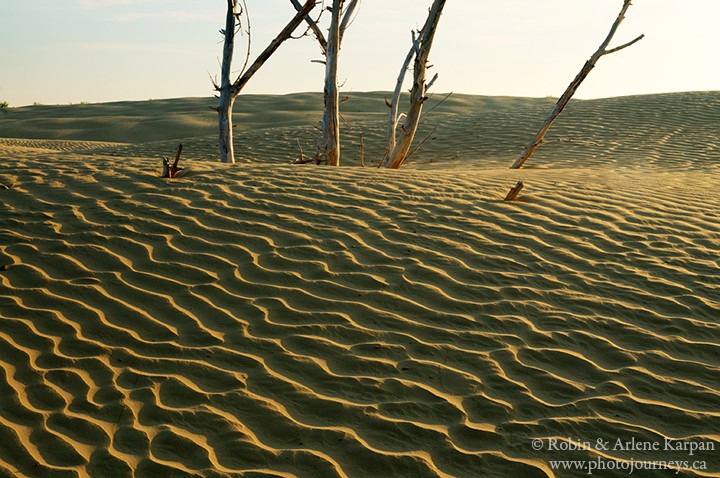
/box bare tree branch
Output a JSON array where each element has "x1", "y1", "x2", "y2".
[
  {"x1": 404, "y1": 126, "x2": 437, "y2": 163},
  {"x1": 339, "y1": 0, "x2": 360, "y2": 44},
  {"x1": 597, "y1": 0, "x2": 634, "y2": 52},
  {"x1": 232, "y1": 0, "x2": 317, "y2": 95},
  {"x1": 535, "y1": 138, "x2": 601, "y2": 149},
  {"x1": 511, "y1": 0, "x2": 643, "y2": 169},
  {"x1": 235, "y1": 0, "x2": 253, "y2": 82},
  {"x1": 426, "y1": 72, "x2": 439, "y2": 92},
  {"x1": 424, "y1": 91, "x2": 454, "y2": 115},
  {"x1": 290, "y1": 0, "x2": 328, "y2": 54},
  {"x1": 602, "y1": 33, "x2": 645, "y2": 56},
  {"x1": 215, "y1": 0, "x2": 317, "y2": 164}
]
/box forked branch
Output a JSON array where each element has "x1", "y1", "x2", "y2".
[
  {"x1": 511, "y1": 0, "x2": 644, "y2": 169},
  {"x1": 215, "y1": 0, "x2": 317, "y2": 164},
  {"x1": 290, "y1": 0, "x2": 328, "y2": 54},
  {"x1": 162, "y1": 143, "x2": 185, "y2": 178},
  {"x1": 232, "y1": 0, "x2": 317, "y2": 96},
  {"x1": 383, "y1": 0, "x2": 447, "y2": 169}
]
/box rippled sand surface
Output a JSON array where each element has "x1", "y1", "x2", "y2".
[{"x1": 1, "y1": 92, "x2": 719, "y2": 477}]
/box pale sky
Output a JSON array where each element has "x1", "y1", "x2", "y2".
[{"x1": 1, "y1": 0, "x2": 718, "y2": 106}]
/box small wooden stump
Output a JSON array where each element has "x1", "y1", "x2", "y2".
[
  {"x1": 295, "y1": 139, "x2": 305, "y2": 164},
  {"x1": 359, "y1": 133, "x2": 365, "y2": 167},
  {"x1": 162, "y1": 143, "x2": 184, "y2": 178},
  {"x1": 504, "y1": 181, "x2": 525, "y2": 201}
]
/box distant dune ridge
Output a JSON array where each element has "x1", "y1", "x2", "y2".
[{"x1": 0, "y1": 92, "x2": 719, "y2": 477}]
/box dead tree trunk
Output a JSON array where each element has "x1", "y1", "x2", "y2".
[
  {"x1": 216, "y1": 0, "x2": 239, "y2": 164},
  {"x1": 323, "y1": 0, "x2": 343, "y2": 166},
  {"x1": 511, "y1": 0, "x2": 644, "y2": 169},
  {"x1": 381, "y1": 31, "x2": 420, "y2": 166},
  {"x1": 291, "y1": 0, "x2": 359, "y2": 167},
  {"x1": 213, "y1": 0, "x2": 317, "y2": 164},
  {"x1": 383, "y1": 0, "x2": 446, "y2": 169}
]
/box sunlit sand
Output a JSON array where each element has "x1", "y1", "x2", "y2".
[{"x1": 0, "y1": 91, "x2": 718, "y2": 477}]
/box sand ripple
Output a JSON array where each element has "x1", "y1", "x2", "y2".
[{"x1": 1, "y1": 97, "x2": 720, "y2": 477}]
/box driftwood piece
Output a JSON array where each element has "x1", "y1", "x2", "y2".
[
  {"x1": 292, "y1": 139, "x2": 326, "y2": 165},
  {"x1": 504, "y1": 181, "x2": 525, "y2": 201},
  {"x1": 293, "y1": 157, "x2": 326, "y2": 165},
  {"x1": 162, "y1": 143, "x2": 184, "y2": 178},
  {"x1": 511, "y1": 0, "x2": 644, "y2": 169}
]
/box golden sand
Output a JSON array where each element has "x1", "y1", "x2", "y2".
[{"x1": 0, "y1": 92, "x2": 719, "y2": 477}]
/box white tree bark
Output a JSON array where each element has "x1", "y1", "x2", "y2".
[
  {"x1": 511, "y1": 0, "x2": 644, "y2": 169},
  {"x1": 339, "y1": 0, "x2": 359, "y2": 44},
  {"x1": 382, "y1": 31, "x2": 420, "y2": 166},
  {"x1": 214, "y1": 0, "x2": 317, "y2": 164},
  {"x1": 322, "y1": 0, "x2": 343, "y2": 167},
  {"x1": 384, "y1": 0, "x2": 446, "y2": 169},
  {"x1": 291, "y1": 0, "x2": 359, "y2": 167},
  {"x1": 216, "y1": 0, "x2": 239, "y2": 164}
]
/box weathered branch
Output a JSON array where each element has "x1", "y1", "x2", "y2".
[
  {"x1": 426, "y1": 72, "x2": 439, "y2": 92},
  {"x1": 424, "y1": 91, "x2": 454, "y2": 115},
  {"x1": 339, "y1": 0, "x2": 360, "y2": 44},
  {"x1": 535, "y1": 138, "x2": 601, "y2": 149},
  {"x1": 602, "y1": 33, "x2": 645, "y2": 56},
  {"x1": 220, "y1": 0, "x2": 237, "y2": 95},
  {"x1": 209, "y1": 72, "x2": 220, "y2": 91},
  {"x1": 290, "y1": 0, "x2": 327, "y2": 54},
  {"x1": 296, "y1": 139, "x2": 305, "y2": 163},
  {"x1": 234, "y1": 0, "x2": 253, "y2": 82},
  {"x1": 232, "y1": 0, "x2": 316, "y2": 95},
  {"x1": 404, "y1": 126, "x2": 437, "y2": 163},
  {"x1": 511, "y1": 0, "x2": 643, "y2": 169},
  {"x1": 597, "y1": 0, "x2": 634, "y2": 52}
]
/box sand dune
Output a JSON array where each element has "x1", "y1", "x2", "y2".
[
  {"x1": 3, "y1": 91, "x2": 718, "y2": 169},
  {"x1": 1, "y1": 92, "x2": 719, "y2": 477}
]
